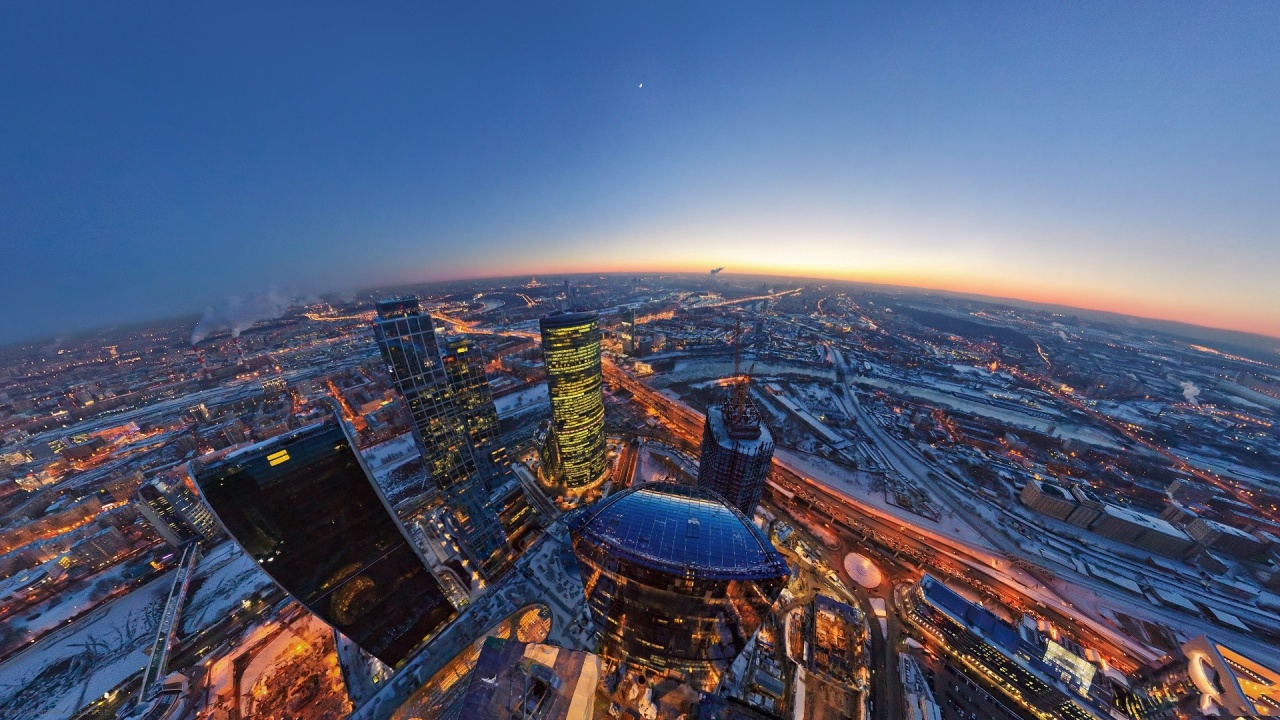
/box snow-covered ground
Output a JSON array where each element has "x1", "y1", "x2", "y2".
[
  {"x1": 855, "y1": 376, "x2": 1120, "y2": 449},
  {"x1": 358, "y1": 432, "x2": 433, "y2": 509},
  {"x1": 775, "y1": 448, "x2": 998, "y2": 551},
  {"x1": 12, "y1": 558, "x2": 143, "y2": 646},
  {"x1": 0, "y1": 572, "x2": 169, "y2": 720},
  {"x1": 658, "y1": 359, "x2": 835, "y2": 385},
  {"x1": 634, "y1": 444, "x2": 695, "y2": 484},
  {"x1": 181, "y1": 541, "x2": 275, "y2": 636},
  {"x1": 495, "y1": 383, "x2": 548, "y2": 417},
  {"x1": 1172, "y1": 449, "x2": 1280, "y2": 491},
  {"x1": 361, "y1": 433, "x2": 418, "y2": 471},
  {"x1": 1216, "y1": 381, "x2": 1280, "y2": 412},
  {"x1": 0, "y1": 542, "x2": 276, "y2": 720},
  {"x1": 1095, "y1": 402, "x2": 1158, "y2": 426},
  {"x1": 843, "y1": 553, "x2": 883, "y2": 589},
  {"x1": 634, "y1": 447, "x2": 667, "y2": 485},
  {"x1": 792, "y1": 382, "x2": 845, "y2": 415}
]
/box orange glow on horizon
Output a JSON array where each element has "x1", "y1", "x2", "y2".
[{"x1": 397, "y1": 257, "x2": 1280, "y2": 341}]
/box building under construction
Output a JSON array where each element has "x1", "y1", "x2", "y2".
[
  {"x1": 802, "y1": 594, "x2": 868, "y2": 689},
  {"x1": 697, "y1": 324, "x2": 774, "y2": 516}
]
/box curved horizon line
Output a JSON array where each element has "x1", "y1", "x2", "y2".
[{"x1": 7, "y1": 268, "x2": 1279, "y2": 350}]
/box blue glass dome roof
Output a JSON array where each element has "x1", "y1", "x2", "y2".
[{"x1": 571, "y1": 482, "x2": 788, "y2": 580}]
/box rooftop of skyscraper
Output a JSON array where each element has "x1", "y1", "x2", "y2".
[
  {"x1": 707, "y1": 401, "x2": 770, "y2": 447},
  {"x1": 375, "y1": 297, "x2": 423, "y2": 319},
  {"x1": 538, "y1": 310, "x2": 598, "y2": 329},
  {"x1": 456, "y1": 637, "x2": 602, "y2": 720}
]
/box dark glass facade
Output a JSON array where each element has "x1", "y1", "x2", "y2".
[
  {"x1": 373, "y1": 297, "x2": 509, "y2": 575},
  {"x1": 441, "y1": 339, "x2": 508, "y2": 489},
  {"x1": 570, "y1": 483, "x2": 790, "y2": 685},
  {"x1": 540, "y1": 311, "x2": 606, "y2": 488},
  {"x1": 190, "y1": 412, "x2": 455, "y2": 667}
]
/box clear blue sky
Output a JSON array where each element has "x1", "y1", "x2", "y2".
[{"x1": 3, "y1": 2, "x2": 1278, "y2": 342}]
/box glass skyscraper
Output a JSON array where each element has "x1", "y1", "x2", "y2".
[
  {"x1": 189, "y1": 409, "x2": 455, "y2": 667},
  {"x1": 539, "y1": 311, "x2": 606, "y2": 488},
  {"x1": 620, "y1": 307, "x2": 637, "y2": 355},
  {"x1": 373, "y1": 297, "x2": 508, "y2": 491},
  {"x1": 373, "y1": 297, "x2": 510, "y2": 577},
  {"x1": 570, "y1": 482, "x2": 790, "y2": 688}
]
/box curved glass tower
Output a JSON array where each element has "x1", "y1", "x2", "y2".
[
  {"x1": 539, "y1": 311, "x2": 606, "y2": 487},
  {"x1": 189, "y1": 408, "x2": 455, "y2": 667},
  {"x1": 569, "y1": 482, "x2": 790, "y2": 687}
]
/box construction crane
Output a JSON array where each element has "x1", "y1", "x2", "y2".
[{"x1": 725, "y1": 319, "x2": 762, "y2": 436}]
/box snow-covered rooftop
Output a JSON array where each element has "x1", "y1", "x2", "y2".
[{"x1": 1102, "y1": 504, "x2": 1190, "y2": 539}]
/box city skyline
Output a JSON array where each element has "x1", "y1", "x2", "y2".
[
  {"x1": 3, "y1": 3, "x2": 1280, "y2": 342},
  {"x1": 4, "y1": 268, "x2": 1280, "y2": 351},
  {"x1": 7, "y1": 4, "x2": 1280, "y2": 718},
  {"x1": 4, "y1": 271, "x2": 1279, "y2": 719}
]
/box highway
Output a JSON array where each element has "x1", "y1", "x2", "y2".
[
  {"x1": 1005, "y1": 360, "x2": 1278, "y2": 524},
  {"x1": 823, "y1": 343, "x2": 1280, "y2": 662},
  {"x1": 428, "y1": 314, "x2": 1257, "y2": 665},
  {"x1": 613, "y1": 437, "x2": 641, "y2": 491},
  {"x1": 603, "y1": 357, "x2": 1159, "y2": 674}
]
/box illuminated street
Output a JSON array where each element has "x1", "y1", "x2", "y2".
[{"x1": 3, "y1": 13, "x2": 1280, "y2": 712}]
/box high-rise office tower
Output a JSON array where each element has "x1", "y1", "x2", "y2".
[
  {"x1": 562, "y1": 279, "x2": 579, "y2": 311},
  {"x1": 189, "y1": 408, "x2": 455, "y2": 667},
  {"x1": 620, "y1": 307, "x2": 637, "y2": 355},
  {"x1": 535, "y1": 420, "x2": 562, "y2": 482},
  {"x1": 570, "y1": 482, "x2": 790, "y2": 689},
  {"x1": 698, "y1": 381, "x2": 774, "y2": 516},
  {"x1": 373, "y1": 297, "x2": 510, "y2": 576},
  {"x1": 374, "y1": 297, "x2": 508, "y2": 489},
  {"x1": 539, "y1": 311, "x2": 606, "y2": 488},
  {"x1": 134, "y1": 475, "x2": 221, "y2": 548}
]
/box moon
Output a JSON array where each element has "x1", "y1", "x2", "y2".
[{"x1": 638, "y1": 83, "x2": 643, "y2": 89}]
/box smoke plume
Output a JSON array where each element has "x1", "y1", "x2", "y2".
[
  {"x1": 1179, "y1": 380, "x2": 1201, "y2": 405},
  {"x1": 191, "y1": 289, "x2": 295, "y2": 344}
]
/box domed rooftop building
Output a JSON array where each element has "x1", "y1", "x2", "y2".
[{"x1": 569, "y1": 482, "x2": 790, "y2": 687}]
